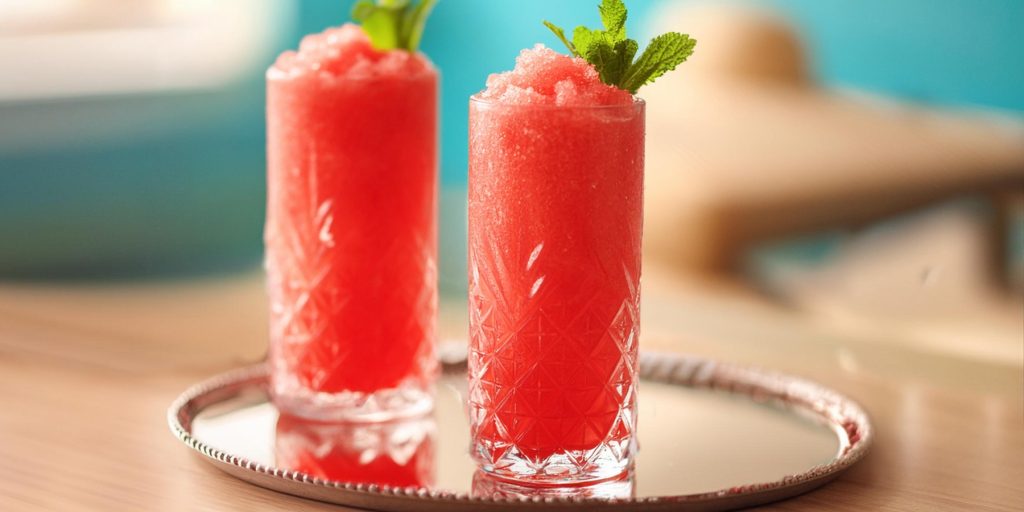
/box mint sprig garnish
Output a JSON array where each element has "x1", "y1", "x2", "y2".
[
  {"x1": 352, "y1": 0, "x2": 438, "y2": 52},
  {"x1": 544, "y1": 0, "x2": 696, "y2": 94}
]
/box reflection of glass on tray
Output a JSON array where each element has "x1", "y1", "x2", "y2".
[{"x1": 274, "y1": 414, "x2": 437, "y2": 488}]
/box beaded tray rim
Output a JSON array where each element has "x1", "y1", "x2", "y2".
[{"x1": 168, "y1": 348, "x2": 872, "y2": 511}]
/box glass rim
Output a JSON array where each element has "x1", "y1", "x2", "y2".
[
  {"x1": 267, "y1": 63, "x2": 439, "y2": 83},
  {"x1": 469, "y1": 93, "x2": 645, "y2": 111}
]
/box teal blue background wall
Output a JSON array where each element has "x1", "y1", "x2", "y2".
[
  {"x1": 768, "y1": 0, "x2": 1024, "y2": 112},
  {"x1": 0, "y1": 0, "x2": 1021, "y2": 278}
]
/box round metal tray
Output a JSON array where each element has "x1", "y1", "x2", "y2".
[{"x1": 168, "y1": 348, "x2": 871, "y2": 511}]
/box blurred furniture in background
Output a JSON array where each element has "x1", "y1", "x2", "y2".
[
  {"x1": 754, "y1": 202, "x2": 1023, "y2": 366},
  {"x1": 643, "y1": 4, "x2": 1024, "y2": 281},
  {"x1": 0, "y1": 0, "x2": 290, "y2": 278},
  {"x1": 641, "y1": 4, "x2": 1024, "y2": 366},
  {"x1": 0, "y1": 0, "x2": 282, "y2": 101}
]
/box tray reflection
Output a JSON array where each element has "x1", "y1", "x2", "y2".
[
  {"x1": 191, "y1": 373, "x2": 839, "y2": 498},
  {"x1": 275, "y1": 414, "x2": 437, "y2": 488}
]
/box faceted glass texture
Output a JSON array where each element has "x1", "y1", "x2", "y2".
[
  {"x1": 467, "y1": 98, "x2": 645, "y2": 483},
  {"x1": 265, "y1": 56, "x2": 439, "y2": 422}
]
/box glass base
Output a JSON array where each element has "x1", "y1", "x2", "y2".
[
  {"x1": 471, "y1": 437, "x2": 636, "y2": 485},
  {"x1": 472, "y1": 469, "x2": 635, "y2": 499},
  {"x1": 271, "y1": 377, "x2": 434, "y2": 423}
]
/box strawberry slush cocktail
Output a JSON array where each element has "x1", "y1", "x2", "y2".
[
  {"x1": 266, "y1": 16, "x2": 439, "y2": 421},
  {"x1": 468, "y1": 0, "x2": 695, "y2": 483},
  {"x1": 468, "y1": 46, "x2": 644, "y2": 484}
]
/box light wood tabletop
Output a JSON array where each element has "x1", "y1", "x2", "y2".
[{"x1": 0, "y1": 270, "x2": 1021, "y2": 511}]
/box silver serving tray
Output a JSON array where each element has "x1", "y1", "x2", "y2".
[{"x1": 168, "y1": 348, "x2": 871, "y2": 511}]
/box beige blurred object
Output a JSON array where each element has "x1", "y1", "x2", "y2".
[
  {"x1": 0, "y1": 0, "x2": 291, "y2": 101},
  {"x1": 756, "y1": 203, "x2": 1024, "y2": 367},
  {"x1": 666, "y1": 4, "x2": 812, "y2": 87},
  {"x1": 642, "y1": 3, "x2": 1024, "y2": 279}
]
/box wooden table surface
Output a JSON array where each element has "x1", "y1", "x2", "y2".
[{"x1": 0, "y1": 271, "x2": 1021, "y2": 511}]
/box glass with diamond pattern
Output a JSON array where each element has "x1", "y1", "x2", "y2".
[
  {"x1": 265, "y1": 25, "x2": 439, "y2": 422},
  {"x1": 467, "y1": 92, "x2": 645, "y2": 483}
]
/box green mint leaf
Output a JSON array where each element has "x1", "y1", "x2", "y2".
[
  {"x1": 617, "y1": 38, "x2": 639, "y2": 65},
  {"x1": 572, "y1": 26, "x2": 606, "y2": 60},
  {"x1": 598, "y1": 0, "x2": 627, "y2": 42},
  {"x1": 541, "y1": 0, "x2": 695, "y2": 93},
  {"x1": 584, "y1": 40, "x2": 617, "y2": 85},
  {"x1": 360, "y1": 8, "x2": 402, "y2": 51},
  {"x1": 352, "y1": 0, "x2": 376, "y2": 21},
  {"x1": 586, "y1": 38, "x2": 636, "y2": 86},
  {"x1": 544, "y1": 21, "x2": 578, "y2": 57},
  {"x1": 611, "y1": 38, "x2": 638, "y2": 84},
  {"x1": 620, "y1": 32, "x2": 696, "y2": 93},
  {"x1": 401, "y1": 0, "x2": 438, "y2": 52},
  {"x1": 351, "y1": 0, "x2": 437, "y2": 52}
]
